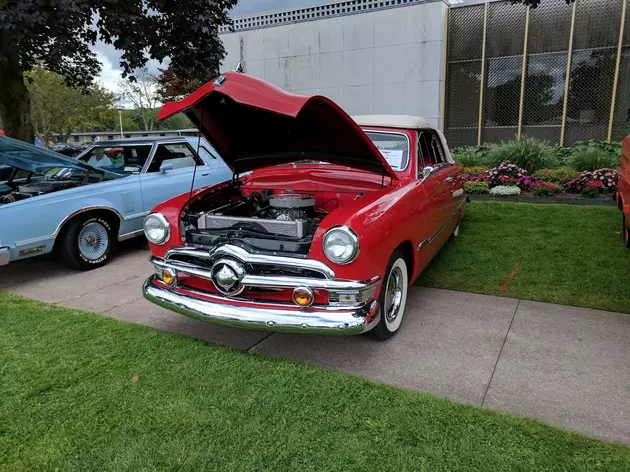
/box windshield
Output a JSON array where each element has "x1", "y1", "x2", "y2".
[
  {"x1": 78, "y1": 145, "x2": 152, "y2": 174},
  {"x1": 364, "y1": 131, "x2": 410, "y2": 171}
]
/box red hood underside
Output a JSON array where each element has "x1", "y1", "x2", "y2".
[{"x1": 157, "y1": 72, "x2": 397, "y2": 179}]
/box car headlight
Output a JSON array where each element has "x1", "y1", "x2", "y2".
[
  {"x1": 143, "y1": 213, "x2": 170, "y2": 245},
  {"x1": 323, "y1": 226, "x2": 359, "y2": 265}
]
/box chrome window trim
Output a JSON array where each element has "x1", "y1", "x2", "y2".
[{"x1": 362, "y1": 129, "x2": 411, "y2": 172}]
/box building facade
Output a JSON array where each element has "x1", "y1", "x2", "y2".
[{"x1": 220, "y1": 0, "x2": 448, "y2": 129}]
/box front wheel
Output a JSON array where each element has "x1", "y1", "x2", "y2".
[
  {"x1": 624, "y1": 214, "x2": 630, "y2": 249},
  {"x1": 366, "y1": 251, "x2": 409, "y2": 340},
  {"x1": 59, "y1": 215, "x2": 116, "y2": 270}
]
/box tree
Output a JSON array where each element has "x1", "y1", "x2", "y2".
[
  {"x1": 156, "y1": 68, "x2": 205, "y2": 103},
  {"x1": 26, "y1": 67, "x2": 115, "y2": 144},
  {"x1": 0, "y1": 0, "x2": 235, "y2": 142},
  {"x1": 511, "y1": 0, "x2": 574, "y2": 7},
  {"x1": 119, "y1": 69, "x2": 160, "y2": 131}
]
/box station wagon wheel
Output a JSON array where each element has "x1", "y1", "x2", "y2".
[
  {"x1": 58, "y1": 214, "x2": 116, "y2": 270},
  {"x1": 366, "y1": 250, "x2": 408, "y2": 340}
]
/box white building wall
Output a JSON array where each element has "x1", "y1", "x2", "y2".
[{"x1": 220, "y1": 0, "x2": 447, "y2": 129}]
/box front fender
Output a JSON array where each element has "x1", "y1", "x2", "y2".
[{"x1": 309, "y1": 181, "x2": 420, "y2": 282}]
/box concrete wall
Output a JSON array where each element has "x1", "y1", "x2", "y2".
[{"x1": 221, "y1": 1, "x2": 447, "y2": 129}]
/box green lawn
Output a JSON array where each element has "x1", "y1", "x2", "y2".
[
  {"x1": 1, "y1": 293, "x2": 630, "y2": 471},
  {"x1": 417, "y1": 201, "x2": 630, "y2": 313}
]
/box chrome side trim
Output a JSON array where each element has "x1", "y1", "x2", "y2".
[
  {"x1": 123, "y1": 211, "x2": 149, "y2": 221},
  {"x1": 151, "y1": 256, "x2": 378, "y2": 292},
  {"x1": 417, "y1": 199, "x2": 466, "y2": 252},
  {"x1": 118, "y1": 229, "x2": 145, "y2": 242},
  {"x1": 143, "y1": 276, "x2": 380, "y2": 335},
  {"x1": 166, "y1": 244, "x2": 336, "y2": 279},
  {"x1": 14, "y1": 235, "x2": 54, "y2": 247},
  {"x1": 0, "y1": 246, "x2": 10, "y2": 266}
]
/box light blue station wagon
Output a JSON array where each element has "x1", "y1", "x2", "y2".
[{"x1": 0, "y1": 135, "x2": 231, "y2": 269}]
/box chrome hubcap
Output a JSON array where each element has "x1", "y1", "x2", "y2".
[
  {"x1": 385, "y1": 266, "x2": 404, "y2": 323},
  {"x1": 78, "y1": 222, "x2": 109, "y2": 260}
]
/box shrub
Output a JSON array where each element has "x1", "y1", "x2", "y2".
[
  {"x1": 486, "y1": 162, "x2": 528, "y2": 187},
  {"x1": 581, "y1": 180, "x2": 604, "y2": 198},
  {"x1": 565, "y1": 168, "x2": 618, "y2": 193},
  {"x1": 485, "y1": 138, "x2": 556, "y2": 173},
  {"x1": 489, "y1": 185, "x2": 521, "y2": 196},
  {"x1": 464, "y1": 181, "x2": 489, "y2": 194},
  {"x1": 569, "y1": 148, "x2": 617, "y2": 171},
  {"x1": 531, "y1": 181, "x2": 560, "y2": 197},
  {"x1": 533, "y1": 168, "x2": 580, "y2": 185},
  {"x1": 453, "y1": 147, "x2": 486, "y2": 167},
  {"x1": 463, "y1": 165, "x2": 489, "y2": 175}
]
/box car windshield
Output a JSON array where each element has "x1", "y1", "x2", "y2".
[
  {"x1": 364, "y1": 131, "x2": 410, "y2": 171},
  {"x1": 78, "y1": 145, "x2": 152, "y2": 174}
]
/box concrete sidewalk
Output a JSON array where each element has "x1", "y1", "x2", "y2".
[{"x1": 2, "y1": 243, "x2": 629, "y2": 445}]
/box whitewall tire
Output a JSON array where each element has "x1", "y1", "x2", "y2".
[{"x1": 367, "y1": 251, "x2": 409, "y2": 340}]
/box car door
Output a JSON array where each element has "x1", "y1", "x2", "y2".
[
  {"x1": 139, "y1": 141, "x2": 214, "y2": 212},
  {"x1": 418, "y1": 131, "x2": 453, "y2": 251}
]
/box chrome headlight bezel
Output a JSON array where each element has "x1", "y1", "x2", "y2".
[
  {"x1": 143, "y1": 213, "x2": 170, "y2": 245},
  {"x1": 322, "y1": 226, "x2": 360, "y2": 265}
]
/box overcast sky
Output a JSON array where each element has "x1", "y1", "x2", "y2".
[{"x1": 93, "y1": 0, "x2": 323, "y2": 95}]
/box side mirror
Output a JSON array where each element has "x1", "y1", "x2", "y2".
[
  {"x1": 159, "y1": 162, "x2": 174, "y2": 173},
  {"x1": 421, "y1": 166, "x2": 435, "y2": 180}
]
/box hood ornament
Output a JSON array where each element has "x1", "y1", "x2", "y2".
[{"x1": 211, "y1": 258, "x2": 246, "y2": 296}]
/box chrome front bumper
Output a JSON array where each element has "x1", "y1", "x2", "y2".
[
  {"x1": 0, "y1": 246, "x2": 10, "y2": 266},
  {"x1": 143, "y1": 276, "x2": 381, "y2": 335}
]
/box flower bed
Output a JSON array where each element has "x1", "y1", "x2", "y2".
[{"x1": 463, "y1": 161, "x2": 618, "y2": 200}]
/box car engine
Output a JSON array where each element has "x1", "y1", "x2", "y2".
[
  {"x1": 196, "y1": 192, "x2": 318, "y2": 239},
  {"x1": 0, "y1": 180, "x2": 79, "y2": 205}
]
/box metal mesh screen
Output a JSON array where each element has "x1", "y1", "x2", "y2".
[
  {"x1": 564, "y1": 48, "x2": 617, "y2": 145},
  {"x1": 444, "y1": 5, "x2": 484, "y2": 146},
  {"x1": 612, "y1": 48, "x2": 630, "y2": 141},
  {"x1": 445, "y1": 0, "x2": 627, "y2": 146}
]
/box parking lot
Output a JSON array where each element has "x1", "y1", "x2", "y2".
[{"x1": 2, "y1": 240, "x2": 630, "y2": 445}]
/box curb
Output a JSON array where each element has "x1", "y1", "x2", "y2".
[{"x1": 470, "y1": 195, "x2": 616, "y2": 206}]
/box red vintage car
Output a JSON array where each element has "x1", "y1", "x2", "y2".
[
  {"x1": 617, "y1": 135, "x2": 630, "y2": 248},
  {"x1": 142, "y1": 72, "x2": 465, "y2": 340}
]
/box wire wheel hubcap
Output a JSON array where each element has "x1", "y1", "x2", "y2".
[
  {"x1": 385, "y1": 266, "x2": 404, "y2": 324},
  {"x1": 78, "y1": 222, "x2": 109, "y2": 260}
]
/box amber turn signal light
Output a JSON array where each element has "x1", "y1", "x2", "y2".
[
  {"x1": 160, "y1": 268, "x2": 177, "y2": 286},
  {"x1": 293, "y1": 286, "x2": 314, "y2": 307}
]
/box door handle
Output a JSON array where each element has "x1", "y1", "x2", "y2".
[
  {"x1": 444, "y1": 177, "x2": 454, "y2": 184},
  {"x1": 200, "y1": 172, "x2": 210, "y2": 176}
]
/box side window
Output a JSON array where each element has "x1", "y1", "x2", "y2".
[
  {"x1": 430, "y1": 134, "x2": 446, "y2": 165},
  {"x1": 418, "y1": 131, "x2": 446, "y2": 171},
  {"x1": 147, "y1": 143, "x2": 202, "y2": 173},
  {"x1": 197, "y1": 146, "x2": 217, "y2": 162}
]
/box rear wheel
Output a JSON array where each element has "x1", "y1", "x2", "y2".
[
  {"x1": 366, "y1": 251, "x2": 409, "y2": 340},
  {"x1": 59, "y1": 214, "x2": 116, "y2": 270},
  {"x1": 624, "y1": 214, "x2": 630, "y2": 249}
]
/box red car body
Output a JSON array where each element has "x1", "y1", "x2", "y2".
[
  {"x1": 617, "y1": 135, "x2": 630, "y2": 247},
  {"x1": 142, "y1": 72, "x2": 465, "y2": 338}
]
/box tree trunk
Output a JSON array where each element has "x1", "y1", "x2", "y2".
[{"x1": 0, "y1": 44, "x2": 34, "y2": 142}]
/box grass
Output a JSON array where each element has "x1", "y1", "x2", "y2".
[
  {"x1": 417, "y1": 201, "x2": 630, "y2": 313},
  {"x1": 2, "y1": 293, "x2": 630, "y2": 470}
]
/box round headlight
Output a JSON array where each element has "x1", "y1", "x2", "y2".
[
  {"x1": 143, "y1": 213, "x2": 170, "y2": 245},
  {"x1": 323, "y1": 226, "x2": 359, "y2": 265}
]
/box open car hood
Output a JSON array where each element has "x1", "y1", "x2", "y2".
[
  {"x1": 157, "y1": 72, "x2": 397, "y2": 179},
  {"x1": 0, "y1": 136, "x2": 94, "y2": 175}
]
